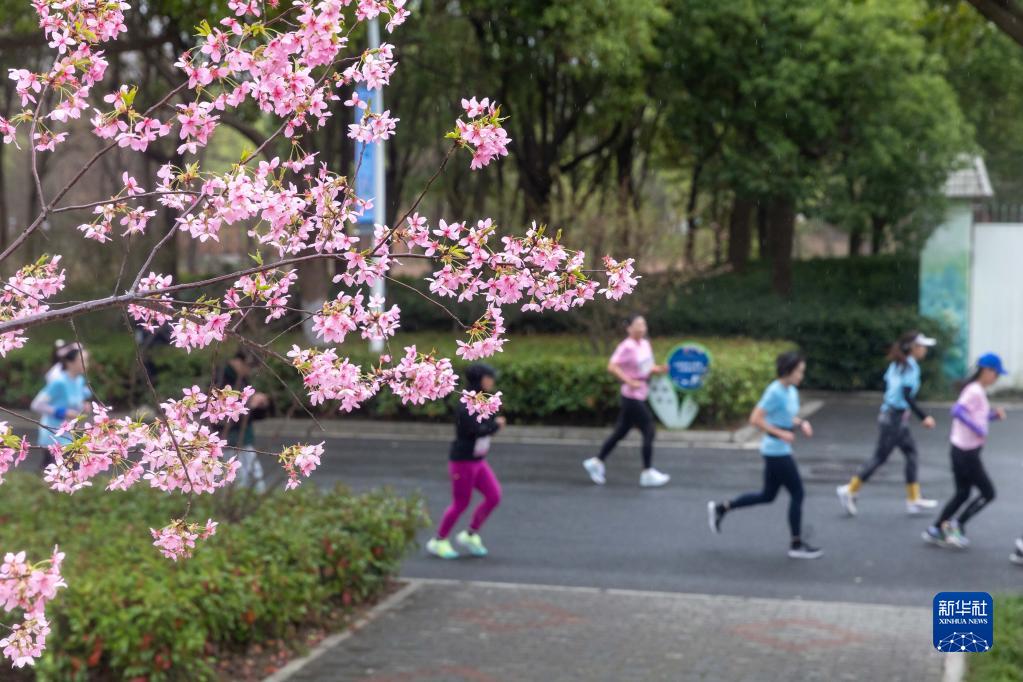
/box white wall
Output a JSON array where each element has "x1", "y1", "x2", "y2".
[{"x1": 970, "y1": 223, "x2": 1023, "y2": 390}]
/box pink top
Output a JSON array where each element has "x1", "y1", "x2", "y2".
[
  {"x1": 950, "y1": 382, "x2": 990, "y2": 450},
  {"x1": 610, "y1": 337, "x2": 654, "y2": 401}
]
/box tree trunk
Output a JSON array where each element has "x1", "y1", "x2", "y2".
[
  {"x1": 683, "y1": 161, "x2": 704, "y2": 269},
  {"x1": 728, "y1": 196, "x2": 753, "y2": 273},
  {"x1": 767, "y1": 197, "x2": 796, "y2": 297},
  {"x1": 756, "y1": 200, "x2": 768, "y2": 260},
  {"x1": 297, "y1": 259, "x2": 329, "y2": 344},
  {"x1": 870, "y1": 216, "x2": 886, "y2": 255},
  {"x1": 849, "y1": 225, "x2": 864, "y2": 257}
]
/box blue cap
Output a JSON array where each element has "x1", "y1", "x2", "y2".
[{"x1": 977, "y1": 353, "x2": 1008, "y2": 376}]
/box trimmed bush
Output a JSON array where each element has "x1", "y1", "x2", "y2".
[
  {"x1": 1, "y1": 335, "x2": 789, "y2": 427},
  {"x1": 0, "y1": 475, "x2": 427, "y2": 681},
  {"x1": 965, "y1": 595, "x2": 1023, "y2": 682},
  {"x1": 0, "y1": 334, "x2": 790, "y2": 428}
]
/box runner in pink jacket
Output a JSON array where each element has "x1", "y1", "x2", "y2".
[
  {"x1": 923, "y1": 353, "x2": 1007, "y2": 549},
  {"x1": 583, "y1": 315, "x2": 670, "y2": 488}
]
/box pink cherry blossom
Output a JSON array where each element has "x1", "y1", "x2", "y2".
[{"x1": 0, "y1": 0, "x2": 642, "y2": 665}]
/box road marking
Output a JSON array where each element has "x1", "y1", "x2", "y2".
[{"x1": 405, "y1": 577, "x2": 928, "y2": 616}]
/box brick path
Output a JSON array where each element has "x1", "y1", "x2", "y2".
[{"x1": 281, "y1": 579, "x2": 945, "y2": 682}]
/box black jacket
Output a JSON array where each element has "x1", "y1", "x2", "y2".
[{"x1": 449, "y1": 403, "x2": 500, "y2": 460}]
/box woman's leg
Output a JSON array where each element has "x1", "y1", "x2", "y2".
[
  {"x1": 636, "y1": 402, "x2": 657, "y2": 469},
  {"x1": 437, "y1": 461, "x2": 476, "y2": 539},
  {"x1": 957, "y1": 454, "x2": 995, "y2": 529},
  {"x1": 728, "y1": 457, "x2": 783, "y2": 510},
  {"x1": 896, "y1": 425, "x2": 921, "y2": 496},
  {"x1": 469, "y1": 461, "x2": 503, "y2": 533},
  {"x1": 597, "y1": 398, "x2": 636, "y2": 462},
  {"x1": 778, "y1": 456, "x2": 805, "y2": 539},
  {"x1": 852, "y1": 415, "x2": 899, "y2": 489},
  {"x1": 936, "y1": 447, "x2": 974, "y2": 526}
]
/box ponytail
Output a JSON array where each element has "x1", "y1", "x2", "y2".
[
  {"x1": 887, "y1": 330, "x2": 918, "y2": 369},
  {"x1": 956, "y1": 368, "x2": 984, "y2": 393}
]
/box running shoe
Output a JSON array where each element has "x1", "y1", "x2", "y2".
[
  {"x1": 582, "y1": 457, "x2": 606, "y2": 485},
  {"x1": 947, "y1": 521, "x2": 970, "y2": 548},
  {"x1": 1011, "y1": 549, "x2": 1023, "y2": 566},
  {"x1": 836, "y1": 485, "x2": 857, "y2": 517},
  {"x1": 639, "y1": 468, "x2": 670, "y2": 488},
  {"x1": 456, "y1": 530, "x2": 488, "y2": 557},
  {"x1": 707, "y1": 501, "x2": 725, "y2": 534},
  {"x1": 426, "y1": 537, "x2": 459, "y2": 560},
  {"x1": 922, "y1": 526, "x2": 947, "y2": 546},
  {"x1": 788, "y1": 541, "x2": 823, "y2": 560},
  {"x1": 906, "y1": 497, "x2": 938, "y2": 514}
]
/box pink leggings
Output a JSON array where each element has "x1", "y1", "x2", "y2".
[{"x1": 437, "y1": 459, "x2": 502, "y2": 539}]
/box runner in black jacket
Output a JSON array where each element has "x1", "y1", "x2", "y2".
[{"x1": 427, "y1": 364, "x2": 506, "y2": 559}]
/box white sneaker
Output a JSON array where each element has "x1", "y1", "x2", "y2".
[
  {"x1": 788, "y1": 542, "x2": 823, "y2": 559},
  {"x1": 906, "y1": 500, "x2": 924, "y2": 515},
  {"x1": 909, "y1": 496, "x2": 938, "y2": 510},
  {"x1": 582, "y1": 457, "x2": 606, "y2": 485},
  {"x1": 639, "y1": 468, "x2": 670, "y2": 488},
  {"x1": 836, "y1": 485, "x2": 857, "y2": 516}
]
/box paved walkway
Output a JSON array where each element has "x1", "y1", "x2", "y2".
[{"x1": 282, "y1": 579, "x2": 945, "y2": 682}]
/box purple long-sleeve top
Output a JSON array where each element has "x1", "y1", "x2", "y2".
[{"x1": 950, "y1": 382, "x2": 996, "y2": 450}]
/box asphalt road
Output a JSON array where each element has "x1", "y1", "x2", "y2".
[
  {"x1": 17, "y1": 398, "x2": 1021, "y2": 608},
  {"x1": 250, "y1": 398, "x2": 1023, "y2": 608}
]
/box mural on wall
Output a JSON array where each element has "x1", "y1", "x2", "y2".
[{"x1": 920, "y1": 204, "x2": 972, "y2": 379}]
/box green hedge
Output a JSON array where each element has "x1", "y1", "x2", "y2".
[
  {"x1": 966, "y1": 595, "x2": 1023, "y2": 682},
  {"x1": 0, "y1": 475, "x2": 427, "y2": 681},
  {"x1": 382, "y1": 257, "x2": 949, "y2": 393},
  {"x1": 0, "y1": 335, "x2": 791, "y2": 428},
  {"x1": 644, "y1": 257, "x2": 949, "y2": 393}
]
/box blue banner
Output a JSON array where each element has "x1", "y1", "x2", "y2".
[{"x1": 353, "y1": 84, "x2": 376, "y2": 236}]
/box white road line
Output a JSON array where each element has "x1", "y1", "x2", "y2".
[{"x1": 402, "y1": 577, "x2": 929, "y2": 615}]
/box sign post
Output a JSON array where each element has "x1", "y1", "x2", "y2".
[
  {"x1": 648, "y1": 342, "x2": 712, "y2": 429},
  {"x1": 354, "y1": 18, "x2": 386, "y2": 353}
]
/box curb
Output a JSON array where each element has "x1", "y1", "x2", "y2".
[
  {"x1": 4, "y1": 400, "x2": 825, "y2": 451},
  {"x1": 261, "y1": 580, "x2": 422, "y2": 682},
  {"x1": 942, "y1": 652, "x2": 966, "y2": 682},
  {"x1": 258, "y1": 399, "x2": 823, "y2": 451}
]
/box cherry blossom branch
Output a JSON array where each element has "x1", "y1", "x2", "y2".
[
  {"x1": 51, "y1": 190, "x2": 200, "y2": 214},
  {"x1": 384, "y1": 275, "x2": 466, "y2": 328},
  {"x1": 0, "y1": 82, "x2": 188, "y2": 265},
  {"x1": 121, "y1": 310, "x2": 197, "y2": 516}
]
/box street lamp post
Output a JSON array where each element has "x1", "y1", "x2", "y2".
[{"x1": 362, "y1": 18, "x2": 386, "y2": 353}]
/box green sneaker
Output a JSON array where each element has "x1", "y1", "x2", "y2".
[
  {"x1": 456, "y1": 530, "x2": 488, "y2": 557},
  {"x1": 426, "y1": 537, "x2": 459, "y2": 559}
]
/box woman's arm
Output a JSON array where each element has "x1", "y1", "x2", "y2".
[
  {"x1": 749, "y1": 406, "x2": 795, "y2": 443},
  {"x1": 607, "y1": 361, "x2": 642, "y2": 388},
  {"x1": 456, "y1": 407, "x2": 502, "y2": 438},
  {"x1": 30, "y1": 390, "x2": 57, "y2": 417},
  {"x1": 902, "y1": 387, "x2": 936, "y2": 427},
  {"x1": 951, "y1": 403, "x2": 987, "y2": 437},
  {"x1": 31, "y1": 389, "x2": 73, "y2": 419}
]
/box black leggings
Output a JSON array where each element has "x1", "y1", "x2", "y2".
[
  {"x1": 936, "y1": 446, "x2": 995, "y2": 529},
  {"x1": 598, "y1": 397, "x2": 656, "y2": 469},
  {"x1": 858, "y1": 410, "x2": 918, "y2": 484},
  {"x1": 729, "y1": 455, "x2": 805, "y2": 538}
]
